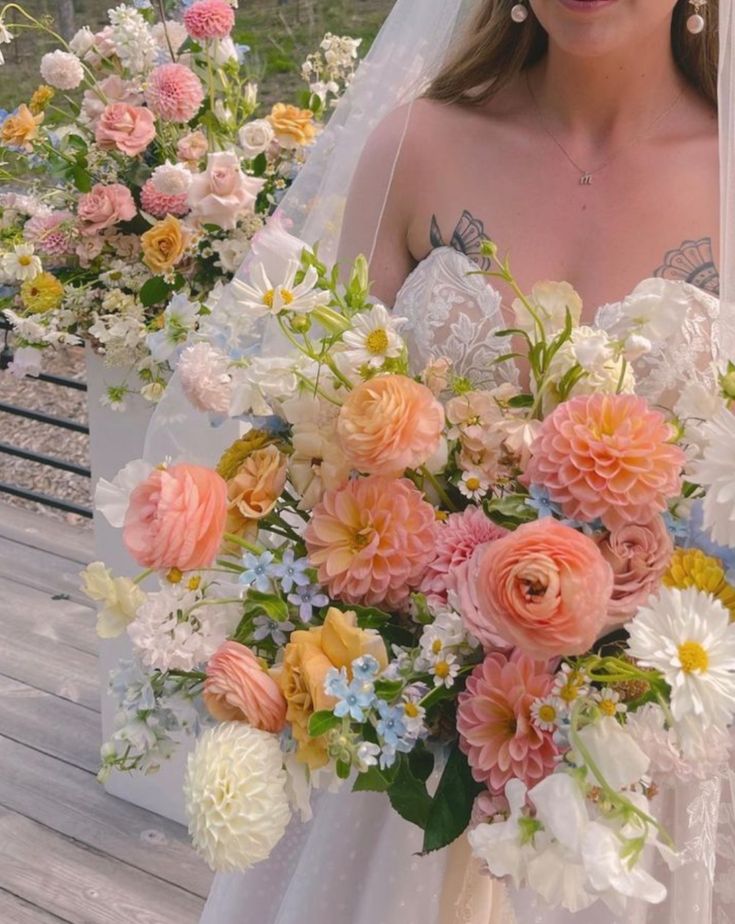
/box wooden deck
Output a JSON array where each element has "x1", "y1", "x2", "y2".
[{"x1": 0, "y1": 503, "x2": 212, "y2": 924}]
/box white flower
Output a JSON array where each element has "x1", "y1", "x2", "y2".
[
  {"x1": 212, "y1": 232, "x2": 251, "y2": 274},
  {"x1": 552, "y1": 664, "x2": 590, "y2": 705},
  {"x1": 513, "y1": 281, "x2": 582, "y2": 336},
  {"x1": 282, "y1": 751, "x2": 313, "y2": 822},
  {"x1": 624, "y1": 703, "x2": 693, "y2": 784},
  {"x1": 692, "y1": 408, "x2": 735, "y2": 547},
  {"x1": 151, "y1": 20, "x2": 188, "y2": 54},
  {"x1": 178, "y1": 341, "x2": 232, "y2": 415},
  {"x1": 239, "y1": 118, "x2": 275, "y2": 158},
  {"x1": 1, "y1": 243, "x2": 42, "y2": 282},
  {"x1": 100, "y1": 387, "x2": 128, "y2": 412},
  {"x1": 531, "y1": 696, "x2": 565, "y2": 732},
  {"x1": 185, "y1": 723, "x2": 291, "y2": 871},
  {"x1": 0, "y1": 20, "x2": 13, "y2": 44},
  {"x1": 429, "y1": 652, "x2": 460, "y2": 688},
  {"x1": 626, "y1": 585, "x2": 735, "y2": 727},
  {"x1": 469, "y1": 779, "x2": 532, "y2": 888},
  {"x1": 108, "y1": 4, "x2": 156, "y2": 74},
  {"x1": 243, "y1": 215, "x2": 308, "y2": 281},
  {"x1": 622, "y1": 333, "x2": 652, "y2": 362},
  {"x1": 94, "y1": 457, "x2": 154, "y2": 527},
  {"x1": 40, "y1": 50, "x2": 84, "y2": 90},
  {"x1": 595, "y1": 688, "x2": 626, "y2": 717},
  {"x1": 7, "y1": 345, "x2": 42, "y2": 378},
  {"x1": 341, "y1": 303, "x2": 406, "y2": 369},
  {"x1": 147, "y1": 293, "x2": 200, "y2": 362},
  {"x1": 81, "y1": 561, "x2": 146, "y2": 638},
  {"x1": 617, "y1": 277, "x2": 692, "y2": 342},
  {"x1": 544, "y1": 326, "x2": 634, "y2": 409},
  {"x1": 140, "y1": 382, "x2": 165, "y2": 402},
  {"x1": 69, "y1": 26, "x2": 96, "y2": 57},
  {"x1": 458, "y1": 470, "x2": 490, "y2": 501},
  {"x1": 575, "y1": 716, "x2": 650, "y2": 790},
  {"x1": 231, "y1": 260, "x2": 329, "y2": 318},
  {"x1": 355, "y1": 741, "x2": 381, "y2": 772},
  {"x1": 150, "y1": 161, "x2": 192, "y2": 196}
]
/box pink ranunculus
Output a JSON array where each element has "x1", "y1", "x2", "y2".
[
  {"x1": 123, "y1": 463, "x2": 227, "y2": 571},
  {"x1": 472, "y1": 518, "x2": 613, "y2": 658},
  {"x1": 77, "y1": 183, "x2": 136, "y2": 236},
  {"x1": 95, "y1": 102, "x2": 156, "y2": 157},
  {"x1": 177, "y1": 129, "x2": 209, "y2": 165},
  {"x1": 140, "y1": 179, "x2": 190, "y2": 219},
  {"x1": 596, "y1": 516, "x2": 674, "y2": 624},
  {"x1": 145, "y1": 63, "x2": 204, "y2": 124},
  {"x1": 305, "y1": 475, "x2": 436, "y2": 609},
  {"x1": 81, "y1": 75, "x2": 144, "y2": 128},
  {"x1": 420, "y1": 506, "x2": 508, "y2": 601},
  {"x1": 204, "y1": 640, "x2": 287, "y2": 733},
  {"x1": 458, "y1": 650, "x2": 558, "y2": 795},
  {"x1": 187, "y1": 151, "x2": 265, "y2": 230},
  {"x1": 183, "y1": 0, "x2": 235, "y2": 40}
]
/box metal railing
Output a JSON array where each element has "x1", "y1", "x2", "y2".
[{"x1": 0, "y1": 314, "x2": 92, "y2": 518}]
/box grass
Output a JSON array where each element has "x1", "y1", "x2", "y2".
[{"x1": 0, "y1": 0, "x2": 393, "y2": 110}]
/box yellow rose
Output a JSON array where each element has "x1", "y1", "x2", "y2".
[
  {"x1": 226, "y1": 444, "x2": 288, "y2": 538},
  {"x1": 140, "y1": 215, "x2": 188, "y2": 274},
  {"x1": 1, "y1": 104, "x2": 43, "y2": 151},
  {"x1": 267, "y1": 103, "x2": 317, "y2": 149},
  {"x1": 278, "y1": 608, "x2": 388, "y2": 769}
]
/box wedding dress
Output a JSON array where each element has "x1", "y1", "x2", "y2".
[{"x1": 200, "y1": 245, "x2": 731, "y2": 924}]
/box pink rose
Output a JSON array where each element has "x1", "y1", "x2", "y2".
[
  {"x1": 596, "y1": 516, "x2": 673, "y2": 624},
  {"x1": 75, "y1": 235, "x2": 105, "y2": 265},
  {"x1": 177, "y1": 129, "x2": 209, "y2": 165},
  {"x1": 81, "y1": 76, "x2": 144, "y2": 128},
  {"x1": 123, "y1": 463, "x2": 227, "y2": 571},
  {"x1": 77, "y1": 183, "x2": 136, "y2": 236},
  {"x1": 187, "y1": 151, "x2": 265, "y2": 230},
  {"x1": 472, "y1": 518, "x2": 614, "y2": 658},
  {"x1": 95, "y1": 102, "x2": 156, "y2": 157},
  {"x1": 204, "y1": 640, "x2": 287, "y2": 733}
]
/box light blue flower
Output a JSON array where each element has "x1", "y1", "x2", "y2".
[
  {"x1": 525, "y1": 484, "x2": 557, "y2": 519},
  {"x1": 252, "y1": 613, "x2": 295, "y2": 647},
  {"x1": 288, "y1": 583, "x2": 329, "y2": 623},
  {"x1": 272, "y1": 548, "x2": 311, "y2": 593},
  {"x1": 325, "y1": 667, "x2": 377, "y2": 722},
  {"x1": 375, "y1": 700, "x2": 407, "y2": 748},
  {"x1": 353, "y1": 655, "x2": 380, "y2": 682},
  {"x1": 239, "y1": 550, "x2": 276, "y2": 593},
  {"x1": 379, "y1": 741, "x2": 397, "y2": 770}
]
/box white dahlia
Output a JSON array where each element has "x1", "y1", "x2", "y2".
[
  {"x1": 626, "y1": 586, "x2": 735, "y2": 728},
  {"x1": 692, "y1": 408, "x2": 735, "y2": 547},
  {"x1": 185, "y1": 723, "x2": 291, "y2": 872}
]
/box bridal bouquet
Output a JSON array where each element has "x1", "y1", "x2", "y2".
[
  {"x1": 0, "y1": 1, "x2": 359, "y2": 405},
  {"x1": 86, "y1": 220, "x2": 735, "y2": 915}
]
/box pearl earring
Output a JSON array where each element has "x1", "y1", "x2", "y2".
[
  {"x1": 687, "y1": 0, "x2": 707, "y2": 34},
  {"x1": 511, "y1": 3, "x2": 529, "y2": 23}
]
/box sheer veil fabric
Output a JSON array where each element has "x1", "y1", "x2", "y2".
[{"x1": 142, "y1": 0, "x2": 735, "y2": 921}]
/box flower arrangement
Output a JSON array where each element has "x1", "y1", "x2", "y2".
[
  {"x1": 0, "y1": 1, "x2": 359, "y2": 407},
  {"x1": 85, "y1": 221, "x2": 735, "y2": 914}
]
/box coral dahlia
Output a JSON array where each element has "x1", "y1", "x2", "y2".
[
  {"x1": 145, "y1": 63, "x2": 204, "y2": 123},
  {"x1": 183, "y1": 0, "x2": 235, "y2": 40}
]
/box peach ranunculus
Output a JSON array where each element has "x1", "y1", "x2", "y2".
[
  {"x1": 305, "y1": 475, "x2": 437, "y2": 609},
  {"x1": 203, "y1": 640, "x2": 287, "y2": 733},
  {"x1": 596, "y1": 516, "x2": 674, "y2": 624},
  {"x1": 470, "y1": 518, "x2": 613, "y2": 659},
  {"x1": 123, "y1": 463, "x2": 228, "y2": 571},
  {"x1": 187, "y1": 151, "x2": 265, "y2": 230},
  {"x1": 278, "y1": 607, "x2": 388, "y2": 769},
  {"x1": 95, "y1": 102, "x2": 156, "y2": 156},
  {"x1": 226, "y1": 444, "x2": 288, "y2": 538},
  {"x1": 140, "y1": 214, "x2": 189, "y2": 274},
  {"x1": 0, "y1": 104, "x2": 43, "y2": 151},
  {"x1": 177, "y1": 129, "x2": 209, "y2": 165},
  {"x1": 77, "y1": 183, "x2": 137, "y2": 235},
  {"x1": 267, "y1": 103, "x2": 317, "y2": 149},
  {"x1": 336, "y1": 375, "x2": 445, "y2": 477}
]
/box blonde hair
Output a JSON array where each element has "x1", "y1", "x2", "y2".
[{"x1": 426, "y1": 0, "x2": 718, "y2": 108}]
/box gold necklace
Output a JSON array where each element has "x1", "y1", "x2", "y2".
[{"x1": 526, "y1": 73, "x2": 685, "y2": 186}]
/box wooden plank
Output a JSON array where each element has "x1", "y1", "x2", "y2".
[
  {"x1": 0, "y1": 676, "x2": 100, "y2": 773},
  {"x1": 0, "y1": 736, "x2": 213, "y2": 899},
  {"x1": 0, "y1": 889, "x2": 71, "y2": 924},
  {"x1": 0, "y1": 536, "x2": 88, "y2": 605},
  {"x1": 0, "y1": 809, "x2": 204, "y2": 924},
  {"x1": 0, "y1": 575, "x2": 97, "y2": 656},
  {"x1": 0, "y1": 503, "x2": 93, "y2": 565}
]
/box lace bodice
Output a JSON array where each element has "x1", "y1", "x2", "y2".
[{"x1": 395, "y1": 246, "x2": 722, "y2": 409}]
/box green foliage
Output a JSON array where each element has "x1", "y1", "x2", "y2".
[{"x1": 422, "y1": 744, "x2": 484, "y2": 854}]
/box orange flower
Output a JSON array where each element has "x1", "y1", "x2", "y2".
[
  {"x1": 267, "y1": 103, "x2": 317, "y2": 148},
  {"x1": 1, "y1": 104, "x2": 43, "y2": 150},
  {"x1": 140, "y1": 214, "x2": 188, "y2": 274},
  {"x1": 204, "y1": 641, "x2": 287, "y2": 733},
  {"x1": 226, "y1": 445, "x2": 288, "y2": 537}
]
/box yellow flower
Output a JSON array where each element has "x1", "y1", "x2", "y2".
[
  {"x1": 29, "y1": 85, "x2": 55, "y2": 115},
  {"x1": 140, "y1": 215, "x2": 188, "y2": 275},
  {"x1": 216, "y1": 430, "x2": 279, "y2": 481},
  {"x1": 267, "y1": 103, "x2": 317, "y2": 149},
  {"x1": 1, "y1": 104, "x2": 43, "y2": 150},
  {"x1": 664, "y1": 547, "x2": 735, "y2": 619},
  {"x1": 20, "y1": 272, "x2": 64, "y2": 313}
]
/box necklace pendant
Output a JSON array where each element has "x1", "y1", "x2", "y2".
[{"x1": 579, "y1": 173, "x2": 593, "y2": 186}]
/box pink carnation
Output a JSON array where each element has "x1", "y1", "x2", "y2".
[
  {"x1": 305, "y1": 475, "x2": 436, "y2": 609},
  {"x1": 183, "y1": 0, "x2": 235, "y2": 40},
  {"x1": 458, "y1": 650, "x2": 558, "y2": 794},
  {"x1": 526, "y1": 394, "x2": 685, "y2": 531},
  {"x1": 420, "y1": 506, "x2": 507, "y2": 601},
  {"x1": 23, "y1": 210, "x2": 75, "y2": 257},
  {"x1": 145, "y1": 63, "x2": 204, "y2": 124},
  {"x1": 140, "y1": 179, "x2": 190, "y2": 218}
]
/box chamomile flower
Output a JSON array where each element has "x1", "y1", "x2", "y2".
[
  {"x1": 552, "y1": 664, "x2": 590, "y2": 706},
  {"x1": 595, "y1": 689, "x2": 627, "y2": 718},
  {"x1": 458, "y1": 470, "x2": 490, "y2": 501},
  {"x1": 401, "y1": 688, "x2": 427, "y2": 736},
  {"x1": 231, "y1": 259, "x2": 329, "y2": 318},
  {"x1": 1, "y1": 242, "x2": 42, "y2": 281},
  {"x1": 430, "y1": 652, "x2": 461, "y2": 688},
  {"x1": 530, "y1": 695, "x2": 565, "y2": 732},
  {"x1": 341, "y1": 303, "x2": 406, "y2": 369}
]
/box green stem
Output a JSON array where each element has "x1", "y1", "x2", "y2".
[
  {"x1": 133, "y1": 568, "x2": 155, "y2": 585},
  {"x1": 420, "y1": 466, "x2": 457, "y2": 512},
  {"x1": 223, "y1": 531, "x2": 263, "y2": 555}
]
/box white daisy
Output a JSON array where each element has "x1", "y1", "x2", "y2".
[
  {"x1": 1, "y1": 243, "x2": 42, "y2": 282},
  {"x1": 429, "y1": 652, "x2": 460, "y2": 688},
  {"x1": 551, "y1": 664, "x2": 590, "y2": 706},
  {"x1": 530, "y1": 695, "x2": 565, "y2": 732},
  {"x1": 692, "y1": 408, "x2": 735, "y2": 547},
  {"x1": 594, "y1": 688, "x2": 627, "y2": 718},
  {"x1": 458, "y1": 470, "x2": 490, "y2": 501},
  {"x1": 626, "y1": 585, "x2": 735, "y2": 728},
  {"x1": 231, "y1": 260, "x2": 329, "y2": 318},
  {"x1": 341, "y1": 303, "x2": 406, "y2": 369}
]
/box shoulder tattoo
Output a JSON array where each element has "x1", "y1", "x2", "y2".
[
  {"x1": 654, "y1": 237, "x2": 720, "y2": 296},
  {"x1": 430, "y1": 210, "x2": 494, "y2": 271}
]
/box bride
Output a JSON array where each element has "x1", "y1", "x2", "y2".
[{"x1": 191, "y1": 0, "x2": 731, "y2": 921}]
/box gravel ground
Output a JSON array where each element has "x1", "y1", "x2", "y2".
[{"x1": 0, "y1": 345, "x2": 92, "y2": 530}]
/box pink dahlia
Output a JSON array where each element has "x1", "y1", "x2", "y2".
[
  {"x1": 23, "y1": 210, "x2": 75, "y2": 257},
  {"x1": 458, "y1": 649, "x2": 558, "y2": 794},
  {"x1": 183, "y1": 0, "x2": 235, "y2": 40},
  {"x1": 304, "y1": 475, "x2": 436, "y2": 609},
  {"x1": 420, "y1": 506, "x2": 507, "y2": 601},
  {"x1": 140, "y1": 179, "x2": 190, "y2": 218},
  {"x1": 145, "y1": 63, "x2": 204, "y2": 124},
  {"x1": 526, "y1": 394, "x2": 685, "y2": 531}
]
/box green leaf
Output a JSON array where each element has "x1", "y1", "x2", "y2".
[
  {"x1": 409, "y1": 746, "x2": 435, "y2": 784},
  {"x1": 353, "y1": 763, "x2": 397, "y2": 793},
  {"x1": 336, "y1": 759, "x2": 351, "y2": 780},
  {"x1": 243, "y1": 590, "x2": 290, "y2": 623},
  {"x1": 484, "y1": 493, "x2": 536, "y2": 529},
  {"x1": 418, "y1": 684, "x2": 456, "y2": 712},
  {"x1": 373, "y1": 679, "x2": 404, "y2": 701},
  {"x1": 308, "y1": 710, "x2": 341, "y2": 738},
  {"x1": 250, "y1": 152, "x2": 267, "y2": 176},
  {"x1": 387, "y1": 756, "x2": 433, "y2": 829},
  {"x1": 345, "y1": 603, "x2": 392, "y2": 629},
  {"x1": 422, "y1": 745, "x2": 484, "y2": 854},
  {"x1": 507, "y1": 393, "x2": 534, "y2": 408},
  {"x1": 139, "y1": 276, "x2": 176, "y2": 307},
  {"x1": 71, "y1": 164, "x2": 92, "y2": 193}
]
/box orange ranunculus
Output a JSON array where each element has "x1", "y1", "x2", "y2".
[
  {"x1": 1, "y1": 104, "x2": 43, "y2": 150},
  {"x1": 226, "y1": 444, "x2": 288, "y2": 537},
  {"x1": 267, "y1": 103, "x2": 317, "y2": 149},
  {"x1": 140, "y1": 214, "x2": 188, "y2": 274},
  {"x1": 203, "y1": 641, "x2": 287, "y2": 733}
]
